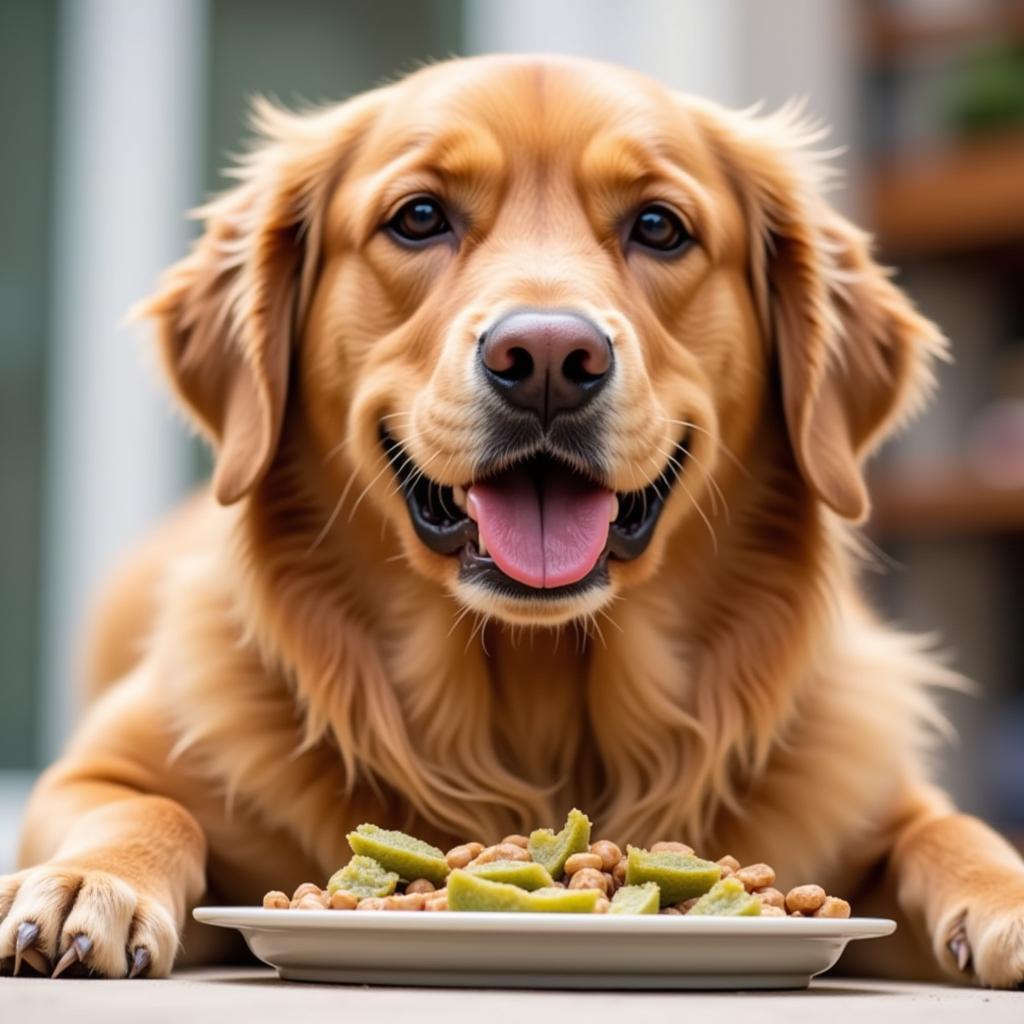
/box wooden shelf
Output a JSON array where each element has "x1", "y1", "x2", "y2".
[
  {"x1": 863, "y1": 3, "x2": 1024, "y2": 63},
  {"x1": 870, "y1": 464, "x2": 1024, "y2": 538},
  {"x1": 868, "y1": 133, "x2": 1024, "y2": 256}
]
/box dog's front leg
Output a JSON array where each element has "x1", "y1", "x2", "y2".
[
  {"x1": 890, "y1": 782, "x2": 1024, "y2": 988},
  {"x1": 0, "y1": 672, "x2": 206, "y2": 979}
]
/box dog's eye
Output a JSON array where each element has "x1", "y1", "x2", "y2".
[
  {"x1": 388, "y1": 197, "x2": 451, "y2": 243},
  {"x1": 629, "y1": 205, "x2": 691, "y2": 254}
]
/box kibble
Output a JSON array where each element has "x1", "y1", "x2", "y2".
[
  {"x1": 293, "y1": 882, "x2": 322, "y2": 901},
  {"x1": 329, "y1": 889, "x2": 358, "y2": 910},
  {"x1": 589, "y1": 840, "x2": 623, "y2": 870},
  {"x1": 568, "y1": 867, "x2": 609, "y2": 893},
  {"x1": 814, "y1": 896, "x2": 851, "y2": 919},
  {"x1": 716, "y1": 855, "x2": 740, "y2": 876},
  {"x1": 263, "y1": 890, "x2": 289, "y2": 909},
  {"x1": 501, "y1": 834, "x2": 530, "y2": 849},
  {"x1": 651, "y1": 841, "x2": 694, "y2": 855},
  {"x1": 755, "y1": 886, "x2": 785, "y2": 909},
  {"x1": 469, "y1": 842, "x2": 530, "y2": 866},
  {"x1": 445, "y1": 842, "x2": 485, "y2": 869},
  {"x1": 564, "y1": 852, "x2": 603, "y2": 875},
  {"x1": 735, "y1": 863, "x2": 776, "y2": 892},
  {"x1": 785, "y1": 884, "x2": 827, "y2": 915},
  {"x1": 405, "y1": 878, "x2": 436, "y2": 895}
]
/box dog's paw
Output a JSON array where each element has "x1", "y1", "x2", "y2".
[
  {"x1": 936, "y1": 878, "x2": 1024, "y2": 989},
  {"x1": 0, "y1": 864, "x2": 177, "y2": 978}
]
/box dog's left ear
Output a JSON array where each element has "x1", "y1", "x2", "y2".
[
  {"x1": 697, "y1": 102, "x2": 948, "y2": 521},
  {"x1": 134, "y1": 94, "x2": 381, "y2": 504}
]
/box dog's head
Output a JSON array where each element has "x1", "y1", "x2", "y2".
[{"x1": 141, "y1": 56, "x2": 944, "y2": 626}]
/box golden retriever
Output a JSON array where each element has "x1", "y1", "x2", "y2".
[{"x1": 3, "y1": 54, "x2": 1023, "y2": 986}]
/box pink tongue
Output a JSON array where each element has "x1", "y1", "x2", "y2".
[{"x1": 467, "y1": 471, "x2": 615, "y2": 589}]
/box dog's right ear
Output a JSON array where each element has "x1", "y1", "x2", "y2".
[{"x1": 134, "y1": 94, "x2": 381, "y2": 504}]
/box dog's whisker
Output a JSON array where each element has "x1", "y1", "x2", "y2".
[
  {"x1": 678, "y1": 472, "x2": 719, "y2": 555},
  {"x1": 661, "y1": 417, "x2": 750, "y2": 478}
]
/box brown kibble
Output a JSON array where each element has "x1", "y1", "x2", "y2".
[
  {"x1": 548, "y1": 880, "x2": 567, "y2": 889},
  {"x1": 716, "y1": 855, "x2": 740, "y2": 876},
  {"x1": 760, "y1": 905, "x2": 786, "y2": 917},
  {"x1": 405, "y1": 878, "x2": 436, "y2": 895},
  {"x1": 785, "y1": 884, "x2": 827, "y2": 914},
  {"x1": 501, "y1": 834, "x2": 530, "y2": 849},
  {"x1": 564, "y1": 852, "x2": 603, "y2": 875},
  {"x1": 296, "y1": 893, "x2": 325, "y2": 910},
  {"x1": 384, "y1": 893, "x2": 425, "y2": 911},
  {"x1": 424, "y1": 895, "x2": 449, "y2": 912},
  {"x1": 262, "y1": 890, "x2": 289, "y2": 909},
  {"x1": 357, "y1": 897, "x2": 390, "y2": 910},
  {"x1": 445, "y1": 842, "x2": 485, "y2": 869},
  {"x1": 735, "y1": 863, "x2": 776, "y2": 892},
  {"x1": 469, "y1": 842, "x2": 530, "y2": 866},
  {"x1": 592, "y1": 896, "x2": 611, "y2": 914},
  {"x1": 589, "y1": 840, "x2": 623, "y2": 871},
  {"x1": 651, "y1": 841, "x2": 694, "y2": 856},
  {"x1": 676, "y1": 897, "x2": 699, "y2": 913},
  {"x1": 660, "y1": 907, "x2": 682, "y2": 915},
  {"x1": 568, "y1": 867, "x2": 609, "y2": 893},
  {"x1": 602, "y1": 871, "x2": 617, "y2": 892},
  {"x1": 329, "y1": 889, "x2": 358, "y2": 910},
  {"x1": 292, "y1": 882, "x2": 322, "y2": 901},
  {"x1": 612, "y1": 858, "x2": 628, "y2": 886},
  {"x1": 755, "y1": 886, "x2": 785, "y2": 909},
  {"x1": 814, "y1": 896, "x2": 851, "y2": 919}
]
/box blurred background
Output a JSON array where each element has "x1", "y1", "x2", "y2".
[{"x1": 2, "y1": 0, "x2": 1023, "y2": 872}]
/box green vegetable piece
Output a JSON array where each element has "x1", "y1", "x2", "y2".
[
  {"x1": 624, "y1": 846, "x2": 721, "y2": 906},
  {"x1": 687, "y1": 877, "x2": 761, "y2": 916},
  {"x1": 447, "y1": 869, "x2": 531, "y2": 912},
  {"x1": 346, "y1": 823, "x2": 449, "y2": 885},
  {"x1": 526, "y1": 887, "x2": 603, "y2": 913},
  {"x1": 327, "y1": 855, "x2": 399, "y2": 899},
  {"x1": 465, "y1": 859, "x2": 553, "y2": 891},
  {"x1": 527, "y1": 808, "x2": 592, "y2": 877},
  {"x1": 608, "y1": 882, "x2": 661, "y2": 915}
]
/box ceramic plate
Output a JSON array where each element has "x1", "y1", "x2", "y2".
[{"x1": 194, "y1": 907, "x2": 895, "y2": 989}]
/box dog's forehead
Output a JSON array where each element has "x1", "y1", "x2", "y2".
[{"x1": 368, "y1": 56, "x2": 714, "y2": 178}]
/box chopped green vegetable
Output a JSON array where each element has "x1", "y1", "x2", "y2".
[
  {"x1": 347, "y1": 823, "x2": 449, "y2": 885},
  {"x1": 525, "y1": 886, "x2": 603, "y2": 913},
  {"x1": 447, "y1": 871, "x2": 603, "y2": 913},
  {"x1": 687, "y1": 877, "x2": 761, "y2": 916},
  {"x1": 527, "y1": 808, "x2": 592, "y2": 877},
  {"x1": 447, "y1": 870, "x2": 530, "y2": 911},
  {"x1": 608, "y1": 882, "x2": 660, "y2": 915},
  {"x1": 465, "y1": 859, "x2": 553, "y2": 890},
  {"x1": 624, "y1": 846, "x2": 721, "y2": 906},
  {"x1": 327, "y1": 854, "x2": 399, "y2": 899}
]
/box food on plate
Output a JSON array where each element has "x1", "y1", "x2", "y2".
[
  {"x1": 346, "y1": 824, "x2": 449, "y2": 885},
  {"x1": 608, "y1": 882, "x2": 660, "y2": 915},
  {"x1": 326, "y1": 854, "x2": 399, "y2": 899},
  {"x1": 688, "y1": 877, "x2": 761, "y2": 917},
  {"x1": 623, "y1": 846, "x2": 722, "y2": 905},
  {"x1": 264, "y1": 808, "x2": 852, "y2": 917}
]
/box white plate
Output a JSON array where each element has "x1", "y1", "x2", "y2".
[{"x1": 193, "y1": 907, "x2": 896, "y2": 990}]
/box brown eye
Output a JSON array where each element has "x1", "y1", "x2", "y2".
[
  {"x1": 388, "y1": 197, "x2": 451, "y2": 243},
  {"x1": 629, "y1": 204, "x2": 691, "y2": 253}
]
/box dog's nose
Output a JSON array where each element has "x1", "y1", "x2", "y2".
[{"x1": 479, "y1": 311, "x2": 613, "y2": 425}]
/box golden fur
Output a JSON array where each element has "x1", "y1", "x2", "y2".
[{"x1": 4, "y1": 55, "x2": 1024, "y2": 986}]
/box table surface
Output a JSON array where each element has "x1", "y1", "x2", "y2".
[{"x1": 1, "y1": 969, "x2": 1020, "y2": 1022}]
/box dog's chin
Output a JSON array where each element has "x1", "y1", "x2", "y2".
[{"x1": 380, "y1": 424, "x2": 690, "y2": 626}]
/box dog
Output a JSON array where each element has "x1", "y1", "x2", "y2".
[{"x1": 3, "y1": 54, "x2": 1023, "y2": 986}]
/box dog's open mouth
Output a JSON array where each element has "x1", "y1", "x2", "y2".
[{"x1": 381, "y1": 429, "x2": 688, "y2": 597}]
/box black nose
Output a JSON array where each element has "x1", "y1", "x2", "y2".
[{"x1": 479, "y1": 310, "x2": 613, "y2": 426}]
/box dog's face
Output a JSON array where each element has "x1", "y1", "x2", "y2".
[{"x1": 143, "y1": 56, "x2": 942, "y2": 627}]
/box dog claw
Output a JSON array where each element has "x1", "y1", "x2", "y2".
[
  {"x1": 14, "y1": 921, "x2": 42, "y2": 976},
  {"x1": 51, "y1": 934, "x2": 92, "y2": 979},
  {"x1": 128, "y1": 946, "x2": 150, "y2": 979},
  {"x1": 948, "y1": 928, "x2": 972, "y2": 974}
]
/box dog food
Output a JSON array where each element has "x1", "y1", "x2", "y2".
[{"x1": 264, "y1": 808, "x2": 853, "y2": 917}]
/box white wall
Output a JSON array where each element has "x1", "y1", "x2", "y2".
[{"x1": 39, "y1": 0, "x2": 205, "y2": 759}]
